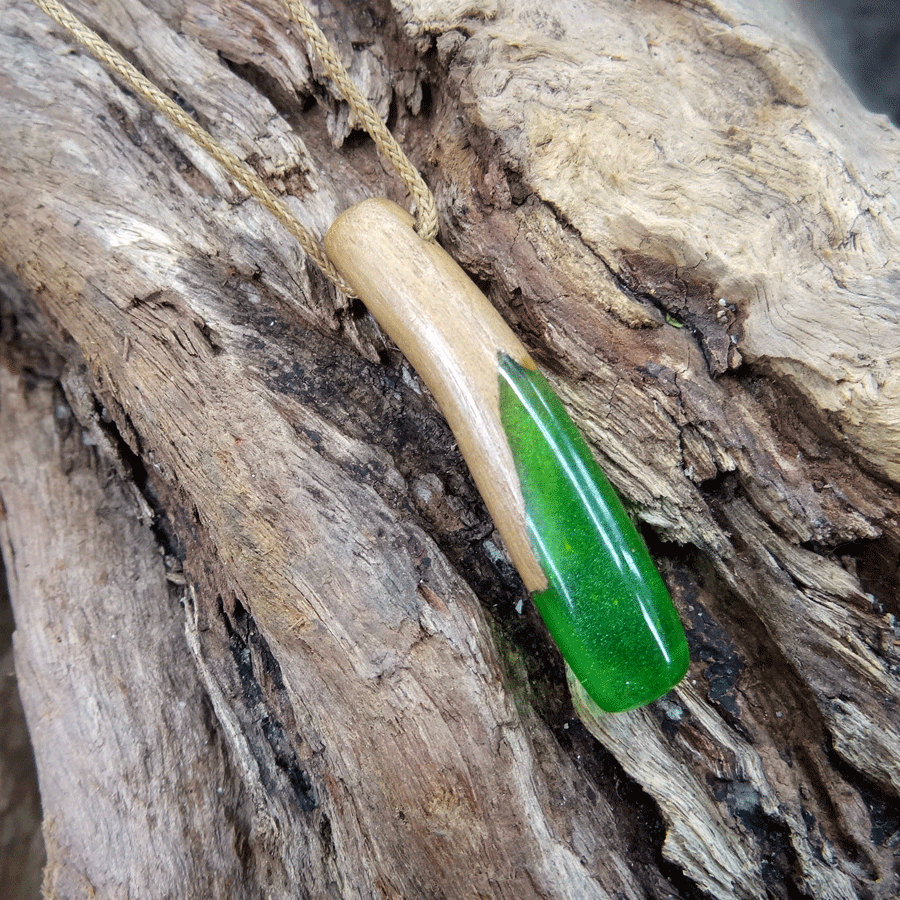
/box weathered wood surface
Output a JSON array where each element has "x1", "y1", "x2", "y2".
[
  {"x1": 0, "y1": 0, "x2": 898, "y2": 897},
  {"x1": 0, "y1": 364, "x2": 248, "y2": 897}
]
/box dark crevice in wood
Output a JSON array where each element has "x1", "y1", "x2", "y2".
[
  {"x1": 219, "y1": 53, "x2": 313, "y2": 127},
  {"x1": 692, "y1": 549, "x2": 900, "y2": 863},
  {"x1": 664, "y1": 562, "x2": 754, "y2": 741},
  {"x1": 827, "y1": 744, "x2": 900, "y2": 850},
  {"x1": 794, "y1": 742, "x2": 880, "y2": 882},
  {"x1": 748, "y1": 357, "x2": 900, "y2": 498},
  {"x1": 696, "y1": 468, "x2": 740, "y2": 503},
  {"x1": 554, "y1": 713, "x2": 708, "y2": 900},
  {"x1": 0, "y1": 553, "x2": 46, "y2": 900},
  {"x1": 829, "y1": 535, "x2": 900, "y2": 619},
  {"x1": 219, "y1": 595, "x2": 318, "y2": 815},
  {"x1": 85, "y1": 390, "x2": 186, "y2": 566},
  {"x1": 0, "y1": 275, "x2": 68, "y2": 381},
  {"x1": 616, "y1": 251, "x2": 737, "y2": 378},
  {"x1": 712, "y1": 774, "x2": 802, "y2": 900}
]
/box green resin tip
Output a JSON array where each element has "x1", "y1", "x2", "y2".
[{"x1": 498, "y1": 355, "x2": 689, "y2": 713}]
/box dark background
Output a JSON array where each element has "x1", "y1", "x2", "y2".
[{"x1": 800, "y1": 0, "x2": 900, "y2": 124}]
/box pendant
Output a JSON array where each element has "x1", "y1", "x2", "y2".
[{"x1": 325, "y1": 199, "x2": 688, "y2": 712}]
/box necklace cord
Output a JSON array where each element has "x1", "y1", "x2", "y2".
[
  {"x1": 282, "y1": 0, "x2": 438, "y2": 242},
  {"x1": 29, "y1": 0, "x2": 440, "y2": 296}
]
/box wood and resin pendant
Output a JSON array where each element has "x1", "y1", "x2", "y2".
[{"x1": 326, "y1": 198, "x2": 689, "y2": 712}]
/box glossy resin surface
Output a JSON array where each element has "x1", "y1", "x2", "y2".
[{"x1": 498, "y1": 355, "x2": 689, "y2": 712}]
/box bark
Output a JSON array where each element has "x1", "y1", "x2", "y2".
[{"x1": 1, "y1": 0, "x2": 898, "y2": 898}]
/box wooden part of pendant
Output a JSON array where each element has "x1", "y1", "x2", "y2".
[{"x1": 325, "y1": 197, "x2": 547, "y2": 593}]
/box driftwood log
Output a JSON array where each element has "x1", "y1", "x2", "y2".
[{"x1": 1, "y1": 0, "x2": 898, "y2": 897}]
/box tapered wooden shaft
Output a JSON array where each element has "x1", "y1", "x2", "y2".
[{"x1": 326, "y1": 197, "x2": 547, "y2": 592}]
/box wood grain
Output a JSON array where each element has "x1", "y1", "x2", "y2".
[
  {"x1": 0, "y1": 367, "x2": 249, "y2": 897},
  {"x1": 408, "y1": 0, "x2": 900, "y2": 483}
]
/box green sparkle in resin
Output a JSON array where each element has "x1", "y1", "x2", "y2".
[{"x1": 498, "y1": 355, "x2": 689, "y2": 712}]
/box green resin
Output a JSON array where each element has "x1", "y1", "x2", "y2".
[{"x1": 498, "y1": 355, "x2": 689, "y2": 712}]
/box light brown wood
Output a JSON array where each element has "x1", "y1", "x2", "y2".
[
  {"x1": 326, "y1": 197, "x2": 545, "y2": 591},
  {"x1": 1, "y1": 0, "x2": 899, "y2": 897}
]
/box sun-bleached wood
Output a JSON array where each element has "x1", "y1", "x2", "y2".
[
  {"x1": 400, "y1": 0, "x2": 900, "y2": 485},
  {"x1": 326, "y1": 197, "x2": 546, "y2": 592}
]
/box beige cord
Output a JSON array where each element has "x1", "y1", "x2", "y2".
[
  {"x1": 30, "y1": 0, "x2": 440, "y2": 294},
  {"x1": 282, "y1": 0, "x2": 438, "y2": 241}
]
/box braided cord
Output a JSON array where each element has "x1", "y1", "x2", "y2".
[{"x1": 282, "y1": 0, "x2": 438, "y2": 241}]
